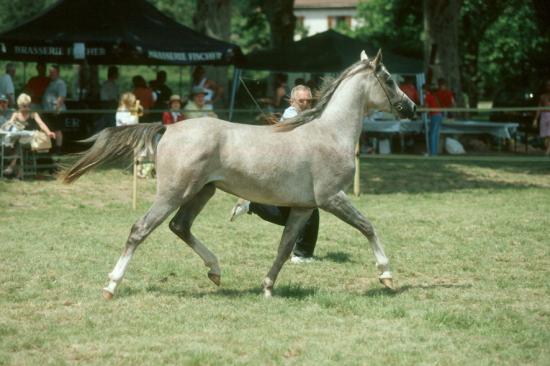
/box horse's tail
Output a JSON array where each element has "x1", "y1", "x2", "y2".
[{"x1": 60, "y1": 123, "x2": 166, "y2": 184}]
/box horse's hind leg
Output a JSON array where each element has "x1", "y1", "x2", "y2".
[
  {"x1": 320, "y1": 191, "x2": 394, "y2": 290},
  {"x1": 168, "y1": 184, "x2": 221, "y2": 286},
  {"x1": 262, "y1": 207, "x2": 313, "y2": 298},
  {"x1": 102, "y1": 197, "x2": 181, "y2": 299}
]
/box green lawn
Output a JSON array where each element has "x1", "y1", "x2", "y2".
[{"x1": 1, "y1": 156, "x2": 549, "y2": 365}]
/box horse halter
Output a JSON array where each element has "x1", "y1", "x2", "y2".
[{"x1": 372, "y1": 67, "x2": 411, "y2": 117}]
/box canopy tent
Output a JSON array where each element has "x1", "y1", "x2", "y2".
[
  {"x1": 0, "y1": 0, "x2": 242, "y2": 66},
  {"x1": 242, "y1": 30, "x2": 423, "y2": 74}
]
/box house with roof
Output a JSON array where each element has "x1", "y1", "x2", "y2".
[{"x1": 294, "y1": 0, "x2": 359, "y2": 39}]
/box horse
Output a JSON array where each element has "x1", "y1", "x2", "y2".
[{"x1": 62, "y1": 50, "x2": 416, "y2": 299}]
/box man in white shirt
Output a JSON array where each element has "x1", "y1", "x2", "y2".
[
  {"x1": 281, "y1": 84, "x2": 312, "y2": 120},
  {"x1": 231, "y1": 85, "x2": 319, "y2": 263},
  {"x1": 0, "y1": 63, "x2": 16, "y2": 106}
]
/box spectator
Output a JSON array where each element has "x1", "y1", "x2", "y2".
[
  {"x1": 0, "y1": 63, "x2": 16, "y2": 106},
  {"x1": 116, "y1": 92, "x2": 143, "y2": 127},
  {"x1": 42, "y1": 64, "x2": 66, "y2": 154},
  {"x1": 231, "y1": 85, "x2": 319, "y2": 264},
  {"x1": 399, "y1": 76, "x2": 419, "y2": 105},
  {"x1": 532, "y1": 79, "x2": 550, "y2": 156},
  {"x1": 132, "y1": 75, "x2": 155, "y2": 121},
  {"x1": 150, "y1": 70, "x2": 172, "y2": 110},
  {"x1": 0, "y1": 94, "x2": 12, "y2": 125},
  {"x1": 272, "y1": 73, "x2": 288, "y2": 109},
  {"x1": 423, "y1": 84, "x2": 443, "y2": 156},
  {"x1": 191, "y1": 66, "x2": 222, "y2": 110},
  {"x1": 162, "y1": 95, "x2": 185, "y2": 125},
  {"x1": 435, "y1": 78, "x2": 455, "y2": 118},
  {"x1": 1, "y1": 93, "x2": 55, "y2": 177},
  {"x1": 100, "y1": 66, "x2": 119, "y2": 103},
  {"x1": 24, "y1": 63, "x2": 50, "y2": 109},
  {"x1": 184, "y1": 86, "x2": 217, "y2": 119}
]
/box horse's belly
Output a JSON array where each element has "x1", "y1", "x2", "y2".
[{"x1": 212, "y1": 174, "x2": 316, "y2": 207}]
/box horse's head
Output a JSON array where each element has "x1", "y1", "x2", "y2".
[{"x1": 360, "y1": 50, "x2": 416, "y2": 119}]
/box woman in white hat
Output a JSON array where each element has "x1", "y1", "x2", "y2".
[{"x1": 162, "y1": 94, "x2": 185, "y2": 125}]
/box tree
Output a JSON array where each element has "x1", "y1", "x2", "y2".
[
  {"x1": 259, "y1": 0, "x2": 296, "y2": 48},
  {"x1": 193, "y1": 0, "x2": 232, "y2": 107},
  {"x1": 423, "y1": 0, "x2": 463, "y2": 106}
]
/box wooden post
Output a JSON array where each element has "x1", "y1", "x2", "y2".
[
  {"x1": 132, "y1": 156, "x2": 138, "y2": 210},
  {"x1": 354, "y1": 142, "x2": 361, "y2": 196}
]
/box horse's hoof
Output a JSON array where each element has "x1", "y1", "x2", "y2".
[
  {"x1": 208, "y1": 272, "x2": 221, "y2": 286},
  {"x1": 102, "y1": 288, "x2": 114, "y2": 300},
  {"x1": 379, "y1": 277, "x2": 395, "y2": 290}
]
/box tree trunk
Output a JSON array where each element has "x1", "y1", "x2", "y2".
[
  {"x1": 423, "y1": 0, "x2": 464, "y2": 107},
  {"x1": 193, "y1": 0, "x2": 231, "y2": 111},
  {"x1": 260, "y1": 0, "x2": 296, "y2": 48}
]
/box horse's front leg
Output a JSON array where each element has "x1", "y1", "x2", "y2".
[
  {"x1": 320, "y1": 191, "x2": 394, "y2": 290},
  {"x1": 262, "y1": 207, "x2": 313, "y2": 298}
]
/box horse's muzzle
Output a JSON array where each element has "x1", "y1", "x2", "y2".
[{"x1": 394, "y1": 101, "x2": 416, "y2": 119}]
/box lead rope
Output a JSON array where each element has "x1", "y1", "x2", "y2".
[{"x1": 239, "y1": 77, "x2": 268, "y2": 119}]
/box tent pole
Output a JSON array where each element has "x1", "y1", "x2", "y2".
[
  {"x1": 417, "y1": 73, "x2": 429, "y2": 156},
  {"x1": 179, "y1": 66, "x2": 183, "y2": 98},
  {"x1": 228, "y1": 67, "x2": 241, "y2": 122}
]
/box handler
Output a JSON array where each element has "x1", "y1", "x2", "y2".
[{"x1": 230, "y1": 85, "x2": 320, "y2": 263}]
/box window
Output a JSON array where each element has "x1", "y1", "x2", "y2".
[{"x1": 328, "y1": 16, "x2": 351, "y2": 29}]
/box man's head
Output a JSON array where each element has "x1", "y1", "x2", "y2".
[
  {"x1": 5, "y1": 63, "x2": 15, "y2": 77},
  {"x1": 107, "y1": 66, "x2": 119, "y2": 80},
  {"x1": 437, "y1": 78, "x2": 447, "y2": 89},
  {"x1": 290, "y1": 85, "x2": 312, "y2": 112},
  {"x1": 36, "y1": 63, "x2": 46, "y2": 76},
  {"x1": 191, "y1": 86, "x2": 206, "y2": 107},
  {"x1": 157, "y1": 70, "x2": 167, "y2": 84},
  {"x1": 49, "y1": 65, "x2": 60, "y2": 79}
]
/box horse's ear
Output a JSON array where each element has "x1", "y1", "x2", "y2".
[
  {"x1": 373, "y1": 49, "x2": 383, "y2": 67},
  {"x1": 360, "y1": 50, "x2": 369, "y2": 62}
]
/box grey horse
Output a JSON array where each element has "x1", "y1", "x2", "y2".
[{"x1": 62, "y1": 50, "x2": 416, "y2": 299}]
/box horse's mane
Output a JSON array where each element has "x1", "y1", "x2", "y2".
[{"x1": 275, "y1": 60, "x2": 372, "y2": 132}]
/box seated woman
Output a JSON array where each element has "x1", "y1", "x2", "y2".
[
  {"x1": 116, "y1": 92, "x2": 143, "y2": 127},
  {"x1": 1, "y1": 93, "x2": 55, "y2": 177},
  {"x1": 162, "y1": 95, "x2": 185, "y2": 125}
]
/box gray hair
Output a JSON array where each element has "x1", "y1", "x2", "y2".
[{"x1": 290, "y1": 85, "x2": 311, "y2": 101}]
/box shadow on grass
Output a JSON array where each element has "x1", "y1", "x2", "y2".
[
  {"x1": 364, "y1": 282, "x2": 473, "y2": 297},
  {"x1": 320, "y1": 251, "x2": 353, "y2": 263},
  {"x1": 123, "y1": 283, "x2": 319, "y2": 300},
  {"x1": 360, "y1": 157, "x2": 550, "y2": 194}
]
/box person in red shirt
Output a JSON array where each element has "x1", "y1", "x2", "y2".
[
  {"x1": 423, "y1": 84, "x2": 443, "y2": 155},
  {"x1": 24, "y1": 63, "x2": 50, "y2": 108},
  {"x1": 162, "y1": 95, "x2": 185, "y2": 125},
  {"x1": 399, "y1": 76, "x2": 419, "y2": 104},
  {"x1": 132, "y1": 75, "x2": 155, "y2": 121},
  {"x1": 435, "y1": 78, "x2": 455, "y2": 118}
]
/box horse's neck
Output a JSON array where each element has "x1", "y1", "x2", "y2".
[{"x1": 318, "y1": 74, "x2": 367, "y2": 150}]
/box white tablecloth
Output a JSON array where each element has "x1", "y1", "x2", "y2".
[{"x1": 363, "y1": 119, "x2": 519, "y2": 139}]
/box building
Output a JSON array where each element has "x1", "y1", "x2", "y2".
[{"x1": 294, "y1": 0, "x2": 359, "y2": 39}]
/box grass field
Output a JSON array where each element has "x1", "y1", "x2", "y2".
[{"x1": 1, "y1": 156, "x2": 549, "y2": 365}]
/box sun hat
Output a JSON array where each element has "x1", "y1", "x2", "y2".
[
  {"x1": 0, "y1": 94, "x2": 8, "y2": 102},
  {"x1": 191, "y1": 86, "x2": 206, "y2": 96},
  {"x1": 169, "y1": 94, "x2": 182, "y2": 103}
]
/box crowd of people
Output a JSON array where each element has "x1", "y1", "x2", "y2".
[{"x1": 0, "y1": 63, "x2": 225, "y2": 178}]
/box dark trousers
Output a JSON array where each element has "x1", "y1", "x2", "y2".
[{"x1": 249, "y1": 203, "x2": 319, "y2": 258}]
